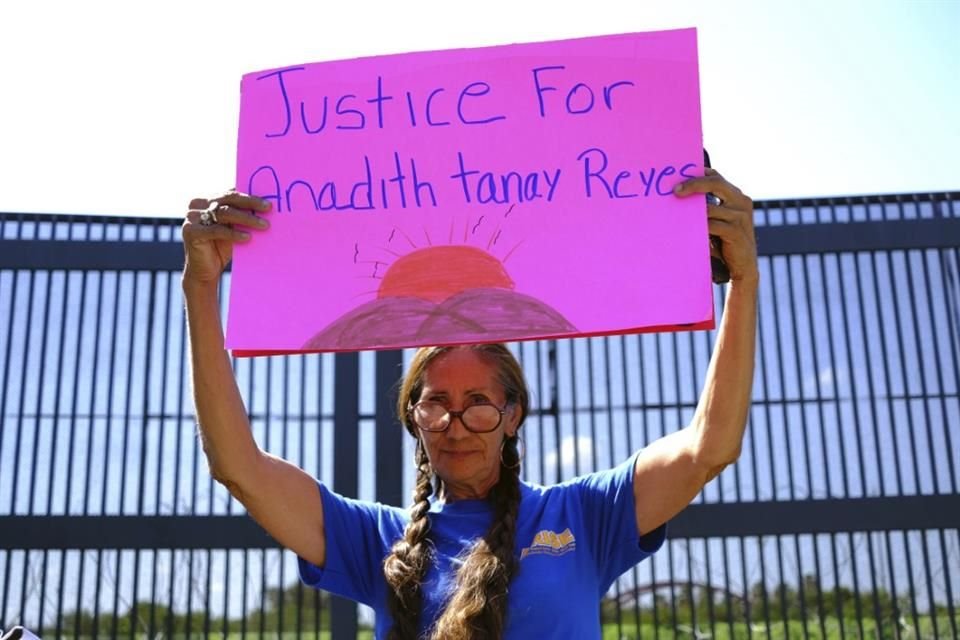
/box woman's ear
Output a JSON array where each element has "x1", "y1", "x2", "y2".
[{"x1": 504, "y1": 403, "x2": 521, "y2": 438}]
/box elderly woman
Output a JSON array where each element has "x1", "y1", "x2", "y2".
[{"x1": 181, "y1": 168, "x2": 757, "y2": 639}]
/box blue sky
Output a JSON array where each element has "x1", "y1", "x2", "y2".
[{"x1": 0, "y1": 0, "x2": 957, "y2": 217}]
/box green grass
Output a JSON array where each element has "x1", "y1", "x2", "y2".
[
  {"x1": 601, "y1": 615, "x2": 960, "y2": 640},
  {"x1": 37, "y1": 615, "x2": 959, "y2": 639}
]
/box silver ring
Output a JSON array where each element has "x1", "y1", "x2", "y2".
[{"x1": 200, "y1": 201, "x2": 219, "y2": 226}]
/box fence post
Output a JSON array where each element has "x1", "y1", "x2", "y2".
[
  {"x1": 330, "y1": 351, "x2": 359, "y2": 640},
  {"x1": 376, "y1": 350, "x2": 404, "y2": 508}
]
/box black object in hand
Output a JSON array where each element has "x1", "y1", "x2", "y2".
[{"x1": 703, "y1": 149, "x2": 730, "y2": 284}]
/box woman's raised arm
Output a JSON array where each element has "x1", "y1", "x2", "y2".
[
  {"x1": 182, "y1": 191, "x2": 327, "y2": 567},
  {"x1": 631, "y1": 169, "x2": 758, "y2": 535}
]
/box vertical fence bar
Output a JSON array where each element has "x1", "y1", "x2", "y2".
[
  {"x1": 635, "y1": 334, "x2": 661, "y2": 640},
  {"x1": 820, "y1": 253, "x2": 853, "y2": 640},
  {"x1": 620, "y1": 334, "x2": 644, "y2": 637},
  {"x1": 882, "y1": 532, "x2": 903, "y2": 640},
  {"x1": 655, "y1": 331, "x2": 677, "y2": 633},
  {"x1": 81, "y1": 262, "x2": 102, "y2": 634},
  {"x1": 101, "y1": 271, "x2": 122, "y2": 515},
  {"x1": 898, "y1": 530, "x2": 921, "y2": 637},
  {"x1": 600, "y1": 337, "x2": 627, "y2": 634},
  {"x1": 537, "y1": 342, "x2": 550, "y2": 487},
  {"x1": 118, "y1": 272, "x2": 140, "y2": 515},
  {"x1": 802, "y1": 255, "x2": 830, "y2": 638},
  {"x1": 569, "y1": 340, "x2": 582, "y2": 479},
  {"x1": 241, "y1": 550, "x2": 249, "y2": 640},
  {"x1": 278, "y1": 357, "x2": 290, "y2": 635},
  {"x1": 784, "y1": 254, "x2": 812, "y2": 640},
  {"x1": 296, "y1": 354, "x2": 308, "y2": 638},
  {"x1": 259, "y1": 357, "x2": 272, "y2": 640},
  {"x1": 203, "y1": 548, "x2": 213, "y2": 638},
  {"x1": 939, "y1": 529, "x2": 958, "y2": 638},
  {"x1": 137, "y1": 271, "x2": 157, "y2": 517},
  {"x1": 315, "y1": 352, "x2": 326, "y2": 639},
  {"x1": 171, "y1": 271, "x2": 189, "y2": 640},
  {"x1": 376, "y1": 350, "x2": 404, "y2": 509},
  {"x1": 753, "y1": 271, "x2": 774, "y2": 639},
  {"x1": 331, "y1": 352, "x2": 359, "y2": 639}
]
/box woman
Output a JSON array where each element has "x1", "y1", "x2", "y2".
[{"x1": 181, "y1": 168, "x2": 758, "y2": 639}]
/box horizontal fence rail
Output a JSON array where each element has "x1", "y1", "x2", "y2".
[{"x1": 1, "y1": 191, "x2": 959, "y2": 639}]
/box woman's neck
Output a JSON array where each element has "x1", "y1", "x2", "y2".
[{"x1": 438, "y1": 476, "x2": 497, "y2": 502}]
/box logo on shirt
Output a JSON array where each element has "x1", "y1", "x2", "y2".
[{"x1": 520, "y1": 528, "x2": 576, "y2": 560}]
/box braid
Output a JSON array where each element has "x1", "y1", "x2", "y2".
[
  {"x1": 388, "y1": 345, "x2": 530, "y2": 639},
  {"x1": 384, "y1": 441, "x2": 435, "y2": 640},
  {"x1": 429, "y1": 436, "x2": 523, "y2": 640}
]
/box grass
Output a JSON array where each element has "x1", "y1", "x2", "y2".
[
  {"x1": 36, "y1": 615, "x2": 959, "y2": 639},
  {"x1": 601, "y1": 615, "x2": 960, "y2": 639}
]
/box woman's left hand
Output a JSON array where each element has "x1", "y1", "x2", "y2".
[{"x1": 674, "y1": 168, "x2": 758, "y2": 284}]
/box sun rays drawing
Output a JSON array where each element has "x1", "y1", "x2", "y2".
[{"x1": 302, "y1": 206, "x2": 577, "y2": 349}]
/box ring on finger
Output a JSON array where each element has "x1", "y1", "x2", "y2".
[{"x1": 200, "y1": 201, "x2": 220, "y2": 226}]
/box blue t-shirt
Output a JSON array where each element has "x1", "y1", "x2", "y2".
[{"x1": 298, "y1": 452, "x2": 666, "y2": 638}]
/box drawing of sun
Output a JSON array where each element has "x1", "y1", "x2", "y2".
[
  {"x1": 303, "y1": 209, "x2": 577, "y2": 350},
  {"x1": 377, "y1": 245, "x2": 514, "y2": 303}
]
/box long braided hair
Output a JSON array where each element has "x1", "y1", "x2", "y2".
[{"x1": 383, "y1": 344, "x2": 528, "y2": 640}]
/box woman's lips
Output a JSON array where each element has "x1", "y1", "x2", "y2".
[{"x1": 443, "y1": 450, "x2": 478, "y2": 458}]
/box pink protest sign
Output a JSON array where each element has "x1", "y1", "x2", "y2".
[{"x1": 228, "y1": 28, "x2": 712, "y2": 355}]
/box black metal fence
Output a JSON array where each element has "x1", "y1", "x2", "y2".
[{"x1": 1, "y1": 192, "x2": 959, "y2": 639}]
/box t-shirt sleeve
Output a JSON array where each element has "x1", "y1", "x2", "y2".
[
  {"x1": 572, "y1": 450, "x2": 667, "y2": 589},
  {"x1": 297, "y1": 483, "x2": 404, "y2": 607}
]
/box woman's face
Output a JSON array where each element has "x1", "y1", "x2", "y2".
[{"x1": 416, "y1": 348, "x2": 520, "y2": 501}]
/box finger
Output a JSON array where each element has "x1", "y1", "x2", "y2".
[
  {"x1": 707, "y1": 203, "x2": 740, "y2": 224},
  {"x1": 708, "y1": 204, "x2": 755, "y2": 230},
  {"x1": 675, "y1": 174, "x2": 751, "y2": 208},
  {"x1": 212, "y1": 190, "x2": 272, "y2": 212},
  {"x1": 185, "y1": 209, "x2": 224, "y2": 228},
  {"x1": 707, "y1": 218, "x2": 739, "y2": 242},
  {"x1": 707, "y1": 218, "x2": 758, "y2": 250},
  {"x1": 187, "y1": 223, "x2": 251, "y2": 244},
  {"x1": 189, "y1": 197, "x2": 209, "y2": 210},
  {"x1": 675, "y1": 173, "x2": 746, "y2": 204},
  {"x1": 211, "y1": 205, "x2": 271, "y2": 229},
  {"x1": 182, "y1": 213, "x2": 250, "y2": 240}
]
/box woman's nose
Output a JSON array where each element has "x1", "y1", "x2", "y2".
[{"x1": 445, "y1": 413, "x2": 471, "y2": 438}]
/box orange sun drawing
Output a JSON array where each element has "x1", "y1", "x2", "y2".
[
  {"x1": 377, "y1": 245, "x2": 514, "y2": 303},
  {"x1": 302, "y1": 208, "x2": 577, "y2": 350}
]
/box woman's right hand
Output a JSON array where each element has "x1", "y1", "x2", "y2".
[
  {"x1": 181, "y1": 192, "x2": 326, "y2": 568},
  {"x1": 181, "y1": 190, "x2": 272, "y2": 286}
]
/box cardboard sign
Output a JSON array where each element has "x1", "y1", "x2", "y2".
[{"x1": 227, "y1": 28, "x2": 713, "y2": 355}]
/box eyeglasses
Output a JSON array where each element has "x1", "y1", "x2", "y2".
[{"x1": 409, "y1": 400, "x2": 508, "y2": 433}]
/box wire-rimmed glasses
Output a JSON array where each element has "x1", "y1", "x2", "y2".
[{"x1": 409, "y1": 400, "x2": 508, "y2": 433}]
